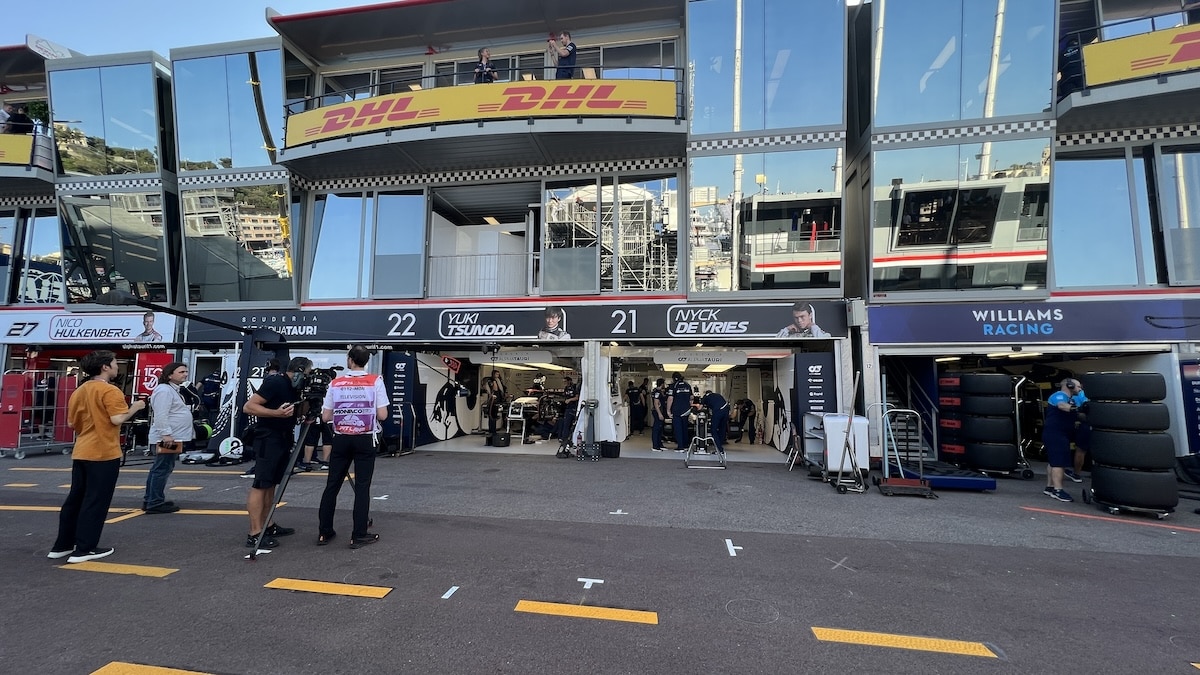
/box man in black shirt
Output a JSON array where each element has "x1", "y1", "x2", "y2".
[
  {"x1": 241, "y1": 356, "x2": 311, "y2": 549},
  {"x1": 666, "y1": 372, "x2": 693, "y2": 451},
  {"x1": 4, "y1": 105, "x2": 34, "y2": 134},
  {"x1": 700, "y1": 390, "x2": 730, "y2": 455},
  {"x1": 625, "y1": 380, "x2": 645, "y2": 435},
  {"x1": 557, "y1": 375, "x2": 580, "y2": 440},
  {"x1": 650, "y1": 378, "x2": 667, "y2": 451},
  {"x1": 549, "y1": 31, "x2": 577, "y2": 80}
]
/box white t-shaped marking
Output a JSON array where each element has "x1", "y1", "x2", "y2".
[
  {"x1": 725, "y1": 539, "x2": 742, "y2": 556},
  {"x1": 609, "y1": 509, "x2": 627, "y2": 515},
  {"x1": 578, "y1": 578, "x2": 604, "y2": 589}
]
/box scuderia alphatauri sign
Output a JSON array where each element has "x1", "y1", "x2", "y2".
[{"x1": 185, "y1": 301, "x2": 847, "y2": 343}]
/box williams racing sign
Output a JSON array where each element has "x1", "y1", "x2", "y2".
[{"x1": 285, "y1": 80, "x2": 678, "y2": 147}]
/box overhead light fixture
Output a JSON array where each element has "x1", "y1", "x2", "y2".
[
  {"x1": 529, "y1": 362, "x2": 571, "y2": 371},
  {"x1": 491, "y1": 363, "x2": 536, "y2": 371},
  {"x1": 703, "y1": 364, "x2": 736, "y2": 373},
  {"x1": 663, "y1": 363, "x2": 688, "y2": 372},
  {"x1": 1009, "y1": 352, "x2": 1042, "y2": 358},
  {"x1": 935, "y1": 356, "x2": 961, "y2": 362},
  {"x1": 483, "y1": 216, "x2": 500, "y2": 225},
  {"x1": 985, "y1": 352, "x2": 1011, "y2": 359}
]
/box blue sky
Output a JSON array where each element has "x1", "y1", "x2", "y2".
[{"x1": 5, "y1": 1, "x2": 365, "y2": 56}]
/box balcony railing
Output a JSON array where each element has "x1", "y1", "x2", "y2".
[{"x1": 427, "y1": 252, "x2": 533, "y2": 298}]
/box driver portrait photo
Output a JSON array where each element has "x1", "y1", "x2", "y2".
[
  {"x1": 134, "y1": 311, "x2": 163, "y2": 343},
  {"x1": 776, "y1": 302, "x2": 828, "y2": 338},
  {"x1": 538, "y1": 306, "x2": 571, "y2": 340}
]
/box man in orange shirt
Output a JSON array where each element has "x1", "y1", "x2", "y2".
[{"x1": 48, "y1": 350, "x2": 145, "y2": 563}]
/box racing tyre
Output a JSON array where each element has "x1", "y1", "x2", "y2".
[
  {"x1": 1078, "y1": 373, "x2": 1166, "y2": 402},
  {"x1": 964, "y1": 442, "x2": 1019, "y2": 472},
  {"x1": 1091, "y1": 463, "x2": 1178, "y2": 510},
  {"x1": 1087, "y1": 402, "x2": 1170, "y2": 432},
  {"x1": 1090, "y1": 429, "x2": 1176, "y2": 471},
  {"x1": 961, "y1": 415, "x2": 1014, "y2": 443},
  {"x1": 960, "y1": 373, "x2": 1013, "y2": 396},
  {"x1": 961, "y1": 395, "x2": 1015, "y2": 417}
]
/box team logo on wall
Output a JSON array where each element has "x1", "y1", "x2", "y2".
[{"x1": 238, "y1": 313, "x2": 320, "y2": 337}]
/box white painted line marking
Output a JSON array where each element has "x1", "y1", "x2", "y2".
[
  {"x1": 578, "y1": 577, "x2": 604, "y2": 589},
  {"x1": 725, "y1": 538, "x2": 743, "y2": 556},
  {"x1": 372, "y1": 495, "x2": 389, "y2": 500},
  {"x1": 609, "y1": 509, "x2": 627, "y2": 515},
  {"x1": 827, "y1": 557, "x2": 855, "y2": 571},
  {"x1": 242, "y1": 549, "x2": 273, "y2": 559},
  {"x1": 442, "y1": 586, "x2": 459, "y2": 599}
]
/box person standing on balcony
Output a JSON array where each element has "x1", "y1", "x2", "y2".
[
  {"x1": 548, "y1": 31, "x2": 577, "y2": 80},
  {"x1": 5, "y1": 105, "x2": 34, "y2": 134},
  {"x1": 474, "y1": 48, "x2": 498, "y2": 84},
  {"x1": 0, "y1": 103, "x2": 11, "y2": 130}
]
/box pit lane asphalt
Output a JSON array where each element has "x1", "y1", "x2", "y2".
[{"x1": 3, "y1": 451, "x2": 1199, "y2": 674}]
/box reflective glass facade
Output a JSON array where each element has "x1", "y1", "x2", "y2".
[
  {"x1": 174, "y1": 50, "x2": 285, "y2": 171},
  {"x1": 50, "y1": 64, "x2": 160, "y2": 177},
  {"x1": 181, "y1": 185, "x2": 293, "y2": 302},
  {"x1": 59, "y1": 193, "x2": 170, "y2": 303}
]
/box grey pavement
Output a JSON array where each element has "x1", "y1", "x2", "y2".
[{"x1": 2, "y1": 447, "x2": 1199, "y2": 674}]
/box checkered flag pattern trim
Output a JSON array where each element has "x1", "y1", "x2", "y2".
[
  {"x1": 55, "y1": 177, "x2": 163, "y2": 194},
  {"x1": 873, "y1": 120, "x2": 1055, "y2": 145},
  {"x1": 179, "y1": 170, "x2": 289, "y2": 187},
  {"x1": 687, "y1": 131, "x2": 846, "y2": 152},
  {"x1": 293, "y1": 158, "x2": 686, "y2": 192},
  {"x1": 1057, "y1": 123, "x2": 1200, "y2": 147}
]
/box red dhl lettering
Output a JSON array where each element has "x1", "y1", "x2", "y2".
[
  {"x1": 498, "y1": 84, "x2": 626, "y2": 112},
  {"x1": 1169, "y1": 29, "x2": 1200, "y2": 64},
  {"x1": 319, "y1": 98, "x2": 419, "y2": 133}
]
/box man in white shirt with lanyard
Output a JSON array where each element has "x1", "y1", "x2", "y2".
[{"x1": 316, "y1": 345, "x2": 390, "y2": 549}]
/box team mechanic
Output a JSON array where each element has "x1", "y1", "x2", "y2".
[{"x1": 317, "y1": 345, "x2": 390, "y2": 548}]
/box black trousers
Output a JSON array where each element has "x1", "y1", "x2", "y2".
[
  {"x1": 53, "y1": 458, "x2": 120, "y2": 553},
  {"x1": 318, "y1": 434, "x2": 377, "y2": 539}
]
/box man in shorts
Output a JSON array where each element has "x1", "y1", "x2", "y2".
[
  {"x1": 242, "y1": 356, "x2": 312, "y2": 549},
  {"x1": 1041, "y1": 378, "x2": 1081, "y2": 502}
]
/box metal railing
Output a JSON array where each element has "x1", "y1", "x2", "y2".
[{"x1": 427, "y1": 252, "x2": 533, "y2": 298}]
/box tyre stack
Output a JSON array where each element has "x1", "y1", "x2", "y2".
[
  {"x1": 936, "y1": 372, "x2": 1022, "y2": 473},
  {"x1": 1079, "y1": 372, "x2": 1178, "y2": 515}
]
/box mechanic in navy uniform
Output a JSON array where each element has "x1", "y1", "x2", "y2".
[
  {"x1": 666, "y1": 371, "x2": 693, "y2": 452},
  {"x1": 556, "y1": 374, "x2": 580, "y2": 441},
  {"x1": 548, "y1": 31, "x2": 577, "y2": 80},
  {"x1": 649, "y1": 378, "x2": 667, "y2": 451},
  {"x1": 738, "y1": 398, "x2": 758, "y2": 444},
  {"x1": 625, "y1": 380, "x2": 646, "y2": 435},
  {"x1": 1041, "y1": 378, "x2": 1081, "y2": 503},
  {"x1": 700, "y1": 390, "x2": 731, "y2": 455}
]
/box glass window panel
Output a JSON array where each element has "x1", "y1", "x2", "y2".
[
  {"x1": 874, "y1": 138, "x2": 1050, "y2": 292},
  {"x1": 1158, "y1": 149, "x2": 1200, "y2": 285},
  {"x1": 434, "y1": 62, "x2": 456, "y2": 88},
  {"x1": 615, "y1": 176, "x2": 677, "y2": 292},
  {"x1": 0, "y1": 209, "x2": 13, "y2": 304},
  {"x1": 50, "y1": 68, "x2": 107, "y2": 177},
  {"x1": 761, "y1": 0, "x2": 844, "y2": 129},
  {"x1": 1132, "y1": 153, "x2": 1162, "y2": 285},
  {"x1": 515, "y1": 53, "x2": 544, "y2": 82},
  {"x1": 176, "y1": 56, "x2": 232, "y2": 171},
  {"x1": 227, "y1": 50, "x2": 284, "y2": 168},
  {"x1": 18, "y1": 208, "x2": 64, "y2": 304},
  {"x1": 544, "y1": 179, "x2": 600, "y2": 294},
  {"x1": 1051, "y1": 157, "x2": 1138, "y2": 288},
  {"x1": 380, "y1": 65, "x2": 424, "y2": 93},
  {"x1": 688, "y1": 0, "x2": 735, "y2": 134},
  {"x1": 308, "y1": 192, "x2": 364, "y2": 299},
  {"x1": 181, "y1": 185, "x2": 294, "y2": 303},
  {"x1": 59, "y1": 192, "x2": 167, "y2": 303},
  {"x1": 373, "y1": 191, "x2": 425, "y2": 296},
  {"x1": 322, "y1": 72, "x2": 372, "y2": 103},
  {"x1": 99, "y1": 64, "x2": 158, "y2": 175},
  {"x1": 875, "y1": 0, "x2": 963, "y2": 127},
  {"x1": 961, "y1": 0, "x2": 1053, "y2": 120}
]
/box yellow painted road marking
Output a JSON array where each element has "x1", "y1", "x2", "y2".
[
  {"x1": 514, "y1": 600, "x2": 658, "y2": 625},
  {"x1": 176, "y1": 509, "x2": 247, "y2": 515},
  {"x1": 4, "y1": 483, "x2": 38, "y2": 487},
  {"x1": 1191, "y1": 663, "x2": 1199, "y2": 669},
  {"x1": 59, "y1": 484, "x2": 71, "y2": 488},
  {"x1": 265, "y1": 577, "x2": 392, "y2": 599},
  {"x1": 106, "y1": 511, "x2": 145, "y2": 524},
  {"x1": 812, "y1": 627, "x2": 996, "y2": 658},
  {"x1": 10, "y1": 467, "x2": 243, "y2": 475},
  {"x1": 169, "y1": 486, "x2": 202, "y2": 491},
  {"x1": 0, "y1": 505, "x2": 138, "y2": 513},
  {"x1": 92, "y1": 661, "x2": 212, "y2": 674},
  {"x1": 62, "y1": 561, "x2": 178, "y2": 578},
  {"x1": 115, "y1": 485, "x2": 144, "y2": 490}
]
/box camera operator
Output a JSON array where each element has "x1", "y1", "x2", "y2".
[
  {"x1": 241, "y1": 356, "x2": 312, "y2": 550},
  {"x1": 318, "y1": 346, "x2": 389, "y2": 549}
]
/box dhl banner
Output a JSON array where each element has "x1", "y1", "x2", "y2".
[
  {"x1": 0, "y1": 134, "x2": 33, "y2": 165},
  {"x1": 285, "y1": 80, "x2": 678, "y2": 147},
  {"x1": 1083, "y1": 24, "x2": 1200, "y2": 87}
]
